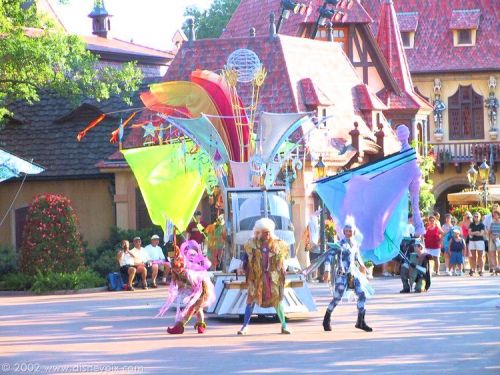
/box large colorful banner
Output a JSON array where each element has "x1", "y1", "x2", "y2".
[{"x1": 122, "y1": 143, "x2": 213, "y2": 232}]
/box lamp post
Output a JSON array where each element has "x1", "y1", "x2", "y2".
[
  {"x1": 314, "y1": 155, "x2": 326, "y2": 179},
  {"x1": 467, "y1": 163, "x2": 478, "y2": 191},
  {"x1": 478, "y1": 159, "x2": 490, "y2": 207},
  {"x1": 314, "y1": 156, "x2": 327, "y2": 280},
  {"x1": 310, "y1": 0, "x2": 341, "y2": 39},
  {"x1": 276, "y1": 0, "x2": 308, "y2": 33}
]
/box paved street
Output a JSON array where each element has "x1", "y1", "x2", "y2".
[{"x1": 0, "y1": 276, "x2": 498, "y2": 374}]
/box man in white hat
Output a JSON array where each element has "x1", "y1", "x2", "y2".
[
  {"x1": 237, "y1": 218, "x2": 291, "y2": 335},
  {"x1": 144, "y1": 234, "x2": 168, "y2": 287}
]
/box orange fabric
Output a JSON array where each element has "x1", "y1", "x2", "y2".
[
  {"x1": 144, "y1": 81, "x2": 233, "y2": 160},
  {"x1": 109, "y1": 111, "x2": 137, "y2": 143},
  {"x1": 77, "y1": 114, "x2": 106, "y2": 141}
]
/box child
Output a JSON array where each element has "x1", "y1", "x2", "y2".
[{"x1": 448, "y1": 228, "x2": 466, "y2": 276}]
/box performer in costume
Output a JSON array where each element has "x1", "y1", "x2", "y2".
[
  {"x1": 204, "y1": 214, "x2": 227, "y2": 271},
  {"x1": 237, "y1": 218, "x2": 291, "y2": 335},
  {"x1": 322, "y1": 224, "x2": 374, "y2": 332},
  {"x1": 157, "y1": 240, "x2": 215, "y2": 334}
]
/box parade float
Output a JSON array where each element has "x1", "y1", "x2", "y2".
[{"x1": 78, "y1": 48, "x2": 319, "y2": 315}]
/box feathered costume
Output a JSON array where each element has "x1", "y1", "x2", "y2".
[{"x1": 157, "y1": 240, "x2": 215, "y2": 334}]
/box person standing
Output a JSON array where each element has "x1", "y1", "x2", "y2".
[
  {"x1": 469, "y1": 213, "x2": 486, "y2": 276},
  {"x1": 424, "y1": 215, "x2": 444, "y2": 276},
  {"x1": 441, "y1": 214, "x2": 454, "y2": 276},
  {"x1": 448, "y1": 229, "x2": 466, "y2": 276},
  {"x1": 487, "y1": 210, "x2": 500, "y2": 275},
  {"x1": 322, "y1": 224, "x2": 373, "y2": 332},
  {"x1": 305, "y1": 210, "x2": 321, "y2": 281},
  {"x1": 237, "y1": 218, "x2": 291, "y2": 335},
  {"x1": 186, "y1": 211, "x2": 207, "y2": 246}
]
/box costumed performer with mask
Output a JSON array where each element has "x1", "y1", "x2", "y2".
[
  {"x1": 322, "y1": 224, "x2": 374, "y2": 332},
  {"x1": 157, "y1": 240, "x2": 215, "y2": 334},
  {"x1": 237, "y1": 218, "x2": 291, "y2": 335}
]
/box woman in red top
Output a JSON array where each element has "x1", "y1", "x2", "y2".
[{"x1": 424, "y1": 215, "x2": 444, "y2": 275}]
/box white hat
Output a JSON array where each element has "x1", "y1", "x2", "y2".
[
  {"x1": 253, "y1": 218, "x2": 276, "y2": 237},
  {"x1": 151, "y1": 234, "x2": 160, "y2": 240}
]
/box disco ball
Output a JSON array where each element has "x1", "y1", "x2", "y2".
[{"x1": 226, "y1": 48, "x2": 262, "y2": 83}]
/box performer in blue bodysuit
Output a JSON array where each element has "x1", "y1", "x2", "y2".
[{"x1": 322, "y1": 224, "x2": 373, "y2": 332}]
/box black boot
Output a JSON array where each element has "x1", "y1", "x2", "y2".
[
  {"x1": 355, "y1": 310, "x2": 373, "y2": 332},
  {"x1": 322, "y1": 310, "x2": 332, "y2": 331}
]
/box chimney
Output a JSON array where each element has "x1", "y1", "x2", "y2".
[
  {"x1": 326, "y1": 21, "x2": 333, "y2": 42},
  {"x1": 269, "y1": 12, "x2": 276, "y2": 41},
  {"x1": 88, "y1": 0, "x2": 112, "y2": 38},
  {"x1": 187, "y1": 18, "x2": 196, "y2": 47}
]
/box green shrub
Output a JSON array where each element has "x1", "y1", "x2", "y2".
[
  {"x1": 0, "y1": 273, "x2": 34, "y2": 291},
  {"x1": 19, "y1": 194, "x2": 84, "y2": 274},
  {"x1": 30, "y1": 269, "x2": 105, "y2": 293},
  {"x1": 0, "y1": 244, "x2": 18, "y2": 278}
]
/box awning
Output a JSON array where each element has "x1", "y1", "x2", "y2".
[
  {"x1": 447, "y1": 186, "x2": 500, "y2": 205},
  {"x1": 0, "y1": 149, "x2": 44, "y2": 182}
]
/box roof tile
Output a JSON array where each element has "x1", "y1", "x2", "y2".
[{"x1": 449, "y1": 9, "x2": 481, "y2": 30}]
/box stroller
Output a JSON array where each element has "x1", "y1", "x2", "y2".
[{"x1": 399, "y1": 238, "x2": 432, "y2": 293}]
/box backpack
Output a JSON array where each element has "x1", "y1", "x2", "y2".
[{"x1": 107, "y1": 272, "x2": 124, "y2": 291}]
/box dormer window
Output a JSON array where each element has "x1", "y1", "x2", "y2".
[
  {"x1": 397, "y1": 12, "x2": 418, "y2": 49},
  {"x1": 457, "y1": 29, "x2": 472, "y2": 45},
  {"x1": 449, "y1": 9, "x2": 480, "y2": 47},
  {"x1": 401, "y1": 31, "x2": 414, "y2": 48}
]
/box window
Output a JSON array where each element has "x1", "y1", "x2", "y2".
[
  {"x1": 15, "y1": 206, "x2": 29, "y2": 250},
  {"x1": 401, "y1": 32, "x2": 410, "y2": 47},
  {"x1": 135, "y1": 188, "x2": 153, "y2": 230},
  {"x1": 448, "y1": 85, "x2": 484, "y2": 140},
  {"x1": 458, "y1": 29, "x2": 472, "y2": 45},
  {"x1": 314, "y1": 26, "x2": 348, "y2": 53}
]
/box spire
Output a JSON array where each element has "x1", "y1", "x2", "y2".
[
  {"x1": 88, "y1": 0, "x2": 112, "y2": 38},
  {"x1": 376, "y1": 0, "x2": 414, "y2": 93}
]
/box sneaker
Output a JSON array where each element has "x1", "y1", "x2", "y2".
[
  {"x1": 382, "y1": 272, "x2": 392, "y2": 277},
  {"x1": 479, "y1": 271, "x2": 483, "y2": 277},
  {"x1": 459, "y1": 271, "x2": 464, "y2": 276},
  {"x1": 446, "y1": 271, "x2": 453, "y2": 276},
  {"x1": 237, "y1": 326, "x2": 249, "y2": 335},
  {"x1": 469, "y1": 270, "x2": 475, "y2": 277},
  {"x1": 281, "y1": 326, "x2": 291, "y2": 334}
]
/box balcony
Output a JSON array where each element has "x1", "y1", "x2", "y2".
[{"x1": 429, "y1": 141, "x2": 500, "y2": 173}]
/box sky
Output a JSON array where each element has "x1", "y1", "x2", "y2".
[{"x1": 48, "y1": 0, "x2": 214, "y2": 51}]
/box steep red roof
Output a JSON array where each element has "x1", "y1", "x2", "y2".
[
  {"x1": 164, "y1": 35, "x2": 383, "y2": 141},
  {"x1": 223, "y1": 0, "x2": 372, "y2": 39},
  {"x1": 449, "y1": 9, "x2": 481, "y2": 29},
  {"x1": 375, "y1": 0, "x2": 431, "y2": 111},
  {"x1": 363, "y1": 0, "x2": 499, "y2": 74},
  {"x1": 353, "y1": 84, "x2": 387, "y2": 111}
]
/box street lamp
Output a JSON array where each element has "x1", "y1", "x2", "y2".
[
  {"x1": 478, "y1": 159, "x2": 490, "y2": 207},
  {"x1": 467, "y1": 163, "x2": 478, "y2": 191},
  {"x1": 310, "y1": 0, "x2": 341, "y2": 39},
  {"x1": 276, "y1": 0, "x2": 308, "y2": 33},
  {"x1": 314, "y1": 155, "x2": 326, "y2": 179}
]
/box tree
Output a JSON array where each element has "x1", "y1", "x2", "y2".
[
  {"x1": 0, "y1": 0, "x2": 143, "y2": 124},
  {"x1": 183, "y1": 0, "x2": 240, "y2": 39},
  {"x1": 19, "y1": 194, "x2": 85, "y2": 274}
]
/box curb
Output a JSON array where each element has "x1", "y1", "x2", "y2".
[{"x1": 0, "y1": 286, "x2": 107, "y2": 297}]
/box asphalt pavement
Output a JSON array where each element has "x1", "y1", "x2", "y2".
[{"x1": 0, "y1": 276, "x2": 498, "y2": 374}]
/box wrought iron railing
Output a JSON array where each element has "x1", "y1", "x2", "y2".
[{"x1": 429, "y1": 142, "x2": 500, "y2": 165}]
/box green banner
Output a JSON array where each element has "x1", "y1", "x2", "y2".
[{"x1": 122, "y1": 143, "x2": 211, "y2": 231}]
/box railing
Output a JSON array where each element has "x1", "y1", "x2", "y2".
[{"x1": 429, "y1": 142, "x2": 500, "y2": 165}]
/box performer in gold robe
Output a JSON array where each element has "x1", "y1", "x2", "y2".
[{"x1": 237, "y1": 218, "x2": 290, "y2": 335}]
